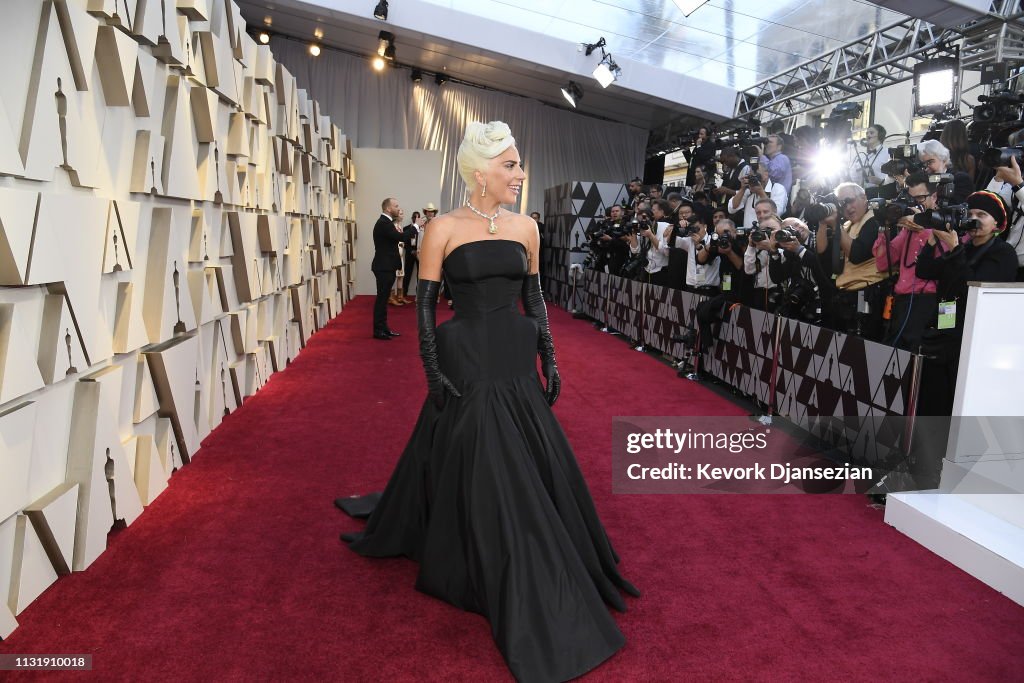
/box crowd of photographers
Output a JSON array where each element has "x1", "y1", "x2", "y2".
[{"x1": 580, "y1": 121, "x2": 1024, "y2": 414}]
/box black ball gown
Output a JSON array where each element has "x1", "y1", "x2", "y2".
[{"x1": 339, "y1": 239, "x2": 639, "y2": 682}]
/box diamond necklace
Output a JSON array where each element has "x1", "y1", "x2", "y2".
[{"x1": 465, "y1": 201, "x2": 501, "y2": 234}]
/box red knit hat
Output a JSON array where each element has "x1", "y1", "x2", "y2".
[{"x1": 966, "y1": 190, "x2": 1009, "y2": 233}]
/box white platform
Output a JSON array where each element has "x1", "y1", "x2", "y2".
[{"x1": 885, "y1": 492, "x2": 1024, "y2": 606}]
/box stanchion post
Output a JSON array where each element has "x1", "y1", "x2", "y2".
[
  {"x1": 902, "y1": 351, "x2": 923, "y2": 458},
  {"x1": 765, "y1": 312, "x2": 783, "y2": 418}
]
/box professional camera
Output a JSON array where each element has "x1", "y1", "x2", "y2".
[
  {"x1": 913, "y1": 203, "x2": 979, "y2": 233},
  {"x1": 773, "y1": 227, "x2": 799, "y2": 245},
  {"x1": 620, "y1": 252, "x2": 648, "y2": 278},
  {"x1": 777, "y1": 277, "x2": 820, "y2": 323},
  {"x1": 749, "y1": 222, "x2": 771, "y2": 244},
  {"x1": 708, "y1": 231, "x2": 730, "y2": 250},
  {"x1": 715, "y1": 128, "x2": 769, "y2": 149},
  {"x1": 880, "y1": 143, "x2": 922, "y2": 176},
  {"x1": 804, "y1": 193, "x2": 839, "y2": 227},
  {"x1": 867, "y1": 195, "x2": 915, "y2": 226},
  {"x1": 982, "y1": 145, "x2": 1024, "y2": 169},
  {"x1": 973, "y1": 91, "x2": 1024, "y2": 126}
]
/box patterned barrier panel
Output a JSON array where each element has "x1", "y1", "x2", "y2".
[
  {"x1": 543, "y1": 181, "x2": 627, "y2": 311},
  {"x1": 605, "y1": 276, "x2": 643, "y2": 342}
]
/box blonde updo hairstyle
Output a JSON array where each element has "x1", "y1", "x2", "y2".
[{"x1": 457, "y1": 121, "x2": 516, "y2": 192}]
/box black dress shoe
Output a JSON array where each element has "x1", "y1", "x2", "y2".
[
  {"x1": 385, "y1": 329, "x2": 401, "y2": 337},
  {"x1": 373, "y1": 331, "x2": 392, "y2": 340}
]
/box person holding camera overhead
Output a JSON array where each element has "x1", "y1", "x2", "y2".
[
  {"x1": 728, "y1": 156, "x2": 788, "y2": 232},
  {"x1": 915, "y1": 190, "x2": 1018, "y2": 414},
  {"x1": 685, "y1": 127, "x2": 717, "y2": 188},
  {"x1": 986, "y1": 155, "x2": 1024, "y2": 280}
]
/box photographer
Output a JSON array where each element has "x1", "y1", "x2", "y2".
[
  {"x1": 685, "y1": 127, "x2": 717, "y2": 188},
  {"x1": 712, "y1": 146, "x2": 744, "y2": 214},
  {"x1": 848, "y1": 124, "x2": 891, "y2": 189},
  {"x1": 915, "y1": 191, "x2": 1018, "y2": 414},
  {"x1": 870, "y1": 172, "x2": 945, "y2": 351},
  {"x1": 764, "y1": 134, "x2": 793, "y2": 195},
  {"x1": 768, "y1": 217, "x2": 826, "y2": 322},
  {"x1": 822, "y1": 182, "x2": 888, "y2": 341},
  {"x1": 987, "y1": 155, "x2": 1024, "y2": 280},
  {"x1": 728, "y1": 157, "x2": 788, "y2": 231},
  {"x1": 675, "y1": 214, "x2": 720, "y2": 295},
  {"x1": 743, "y1": 215, "x2": 783, "y2": 311},
  {"x1": 586, "y1": 204, "x2": 632, "y2": 275},
  {"x1": 626, "y1": 203, "x2": 675, "y2": 286},
  {"x1": 918, "y1": 140, "x2": 974, "y2": 203}
]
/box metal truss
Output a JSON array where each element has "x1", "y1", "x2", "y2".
[
  {"x1": 960, "y1": 1, "x2": 1024, "y2": 69},
  {"x1": 733, "y1": 17, "x2": 955, "y2": 121},
  {"x1": 733, "y1": 1, "x2": 1024, "y2": 122}
]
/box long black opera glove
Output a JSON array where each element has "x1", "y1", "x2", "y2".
[
  {"x1": 522, "y1": 273, "x2": 561, "y2": 406},
  {"x1": 417, "y1": 279, "x2": 461, "y2": 409}
]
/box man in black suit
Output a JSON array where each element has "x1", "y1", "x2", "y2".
[{"x1": 371, "y1": 197, "x2": 403, "y2": 340}]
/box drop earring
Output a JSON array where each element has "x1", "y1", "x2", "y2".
[{"x1": 481, "y1": 183, "x2": 487, "y2": 198}]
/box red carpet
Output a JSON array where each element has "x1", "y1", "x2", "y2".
[{"x1": 2, "y1": 296, "x2": 1023, "y2": 681}]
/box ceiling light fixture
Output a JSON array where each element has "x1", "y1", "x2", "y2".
[
  {"x1": 314, "y1": 27, "x2": 324, "y2": 39},
  {"x1": 377, "y1": 30, "x2": 394, "y2": 57},
  {"x1": 372, "y1": 56, "x2": 386, "y2": 71},
  {"x1": 593, "y1": 54, "x2": 621, "y2": 88},
  {"x1": 411, "y1": 69, "x2": 423, "y2": 82},
  {"x1": 374, "y1": 1, "x2": 389, "y2": 20},
  {"x1": 384, "y1": 43, "x2": 396, "y2": 61},
  {"x1": 672, "y1": 0, "x2": 711, "y2": 17},
  {"x1": 561, "y1": 81, "x2": 583, "y2": 108},
  {"x1": 435, "y1": 73, "x2": 449, "y2": 86},
  {"x1": 309, "y1": 44, "x2": 321, "y2": 57},
  {"x1": 258, "y1": 31, "x2": 270, "y2": 45}
]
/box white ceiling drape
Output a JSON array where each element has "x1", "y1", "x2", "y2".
[{"x1": 271, "y1": 38, "x2": 646, "y2": 215}]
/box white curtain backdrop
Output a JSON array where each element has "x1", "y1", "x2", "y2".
[{"x1": 271, "y1": 38, "x2": 646, "y2": 215}]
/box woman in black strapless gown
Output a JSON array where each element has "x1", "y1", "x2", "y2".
[{"x1": 339, "y1": 122, "x2": 638, "y2": 682}]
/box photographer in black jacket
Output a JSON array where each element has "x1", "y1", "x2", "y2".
[{"x1": 916, "y1": 190, "x2": 1018, "y2": 414}]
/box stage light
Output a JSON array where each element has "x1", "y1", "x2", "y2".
[
  {"x1": 435, "y1": 73, "x2": 449, "y2": 86},
  {"x1": 561, "y1": 81, "x2": 583, "y2": 108},
  {"x1": 593, "y1": 55, "x2": 620, "y2": 88},
  {"x1": 913, "y1": 56, "x2": 959, "y2": 116},
  {"x1": 411, "y1": 69, "x2": 422, "y2": 82},
  {"x1": 829, "y1": 102, "x2": 863, "y2": 121},
  {"x1": 309, "y1": 44, "x2": 321, "y2": 57},
  {"x1": 314, "y1": 27, "x2": 324, "y2": 40},
  {"x1": 258, "y1": 31, "x2": 270, "y2": 44},
  {"x1": 672, "y1": 0, "x2": 710, "y2": 16},
  {"x1": 374, "y1": 1, "x2": 388, "y2": 20},
  {"x1": 372, "y1": 56, "x2": 385, "y2": 71},
  {"x1": 384, "y1": 43, "x2": 396, "y2": 61},
  {"x1": 377, "y1": 30, "x2": 394, "y2": 57}
]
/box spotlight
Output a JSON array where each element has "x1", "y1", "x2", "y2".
[
  {"x1": 384, "y1": 43, "x2": 395, "y2": 61},
  {"x1": 435, "y1": 72, "x2": 449, "y2": 86},
  {"x1": 377, "y1": 30, "x2": 394, "y2": 56},
  {"x1": 561, "y1": 81, "x2": 583, "y2": 108},
  {"x1": 411, "y1": 68, "x2": 422, "y2": 82},
  {"x1": 672, "y1": 0, "x2": 710, "y2": 16},
  {"x1": 913, "y1": 56, "x2": 959, "y2": 116},
  {"x1": 374, "y1": 0, "x2": 388, "y2": 20},
  {"x1": 309, "y1": 44, "x2": 321, "y2": 57},
  {"x1": 258, "y1": 31, "x2": 270, "y2": 44},
  {"x1": 314, "y1": 27, "x2": 324, "y2": 40},
  {"x1": 829, "y1": 102, "x2": 863, "y2": 121},
  {"x1": 593, "y1": 55, "x2": 620, "y2": 88},
  {"x1": 372, "y1": 56, "x2": 385, "y2": 71}
]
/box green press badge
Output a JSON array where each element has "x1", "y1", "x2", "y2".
[
  {"x1": 722, "y1": 273, "x2": 732, "y2": 291},
  {"x1": 938, "y1": 300, "x2": 956, "y2": 329}
]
